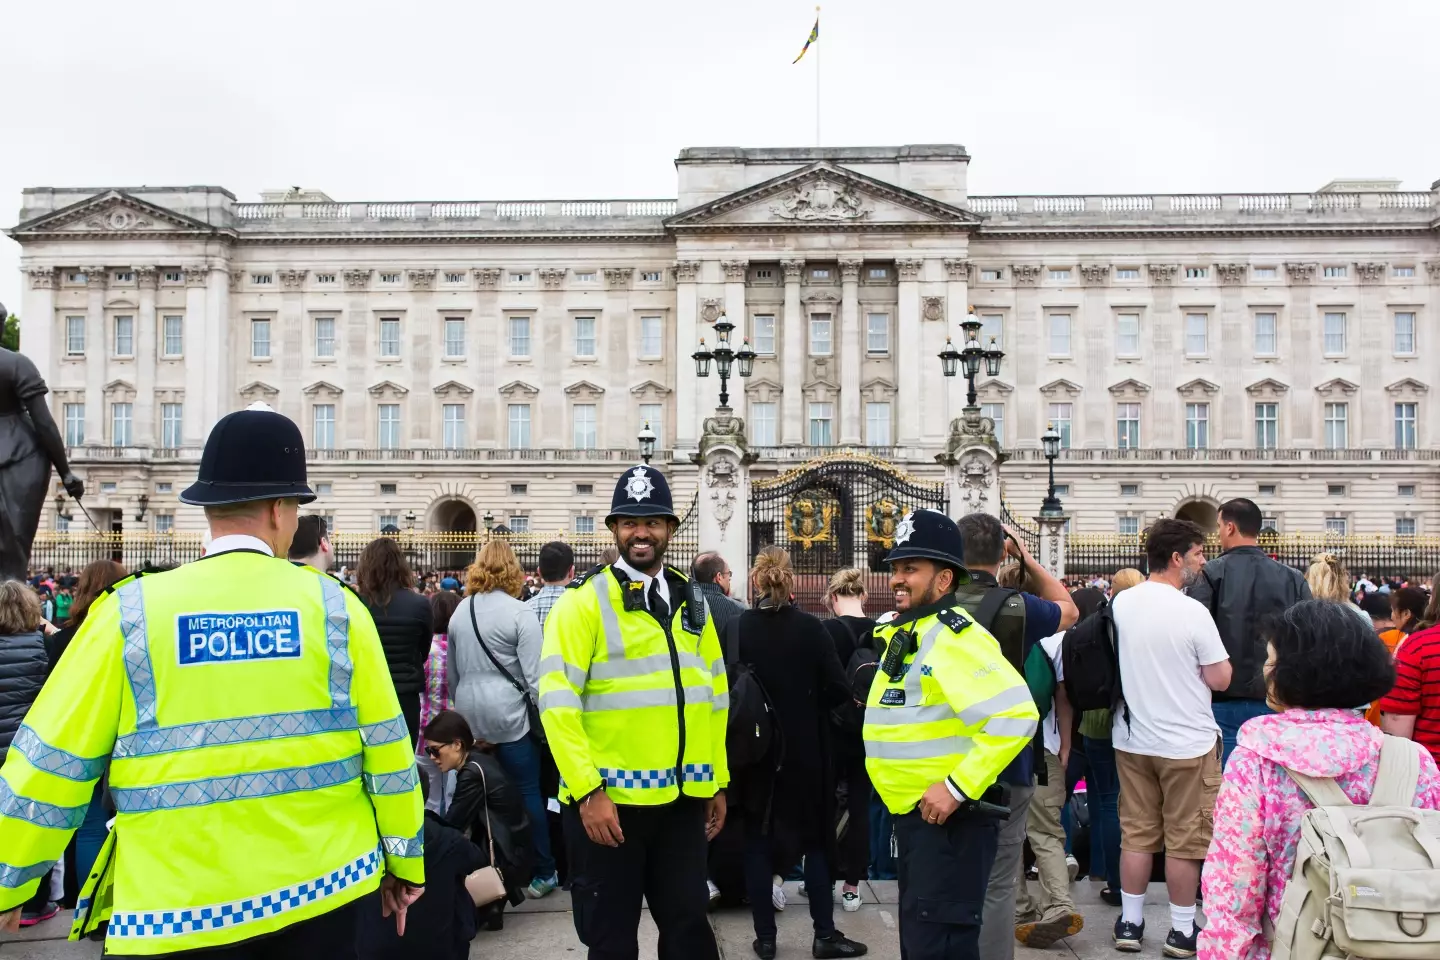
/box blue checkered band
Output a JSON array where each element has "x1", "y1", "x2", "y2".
[
  {"x1": 381, "y1": 826, "x2": 425, "y2": 858},
  {"x1": 362, "y1": 766, "x2": 419, "y2": 796},
  {"x1": 0, "y1": 777, "x2": 88, "y2": 829},
  {"x1": 598, "y1": 768, "x2": 676, "y2": 789},
  {"x1": 319, "y1": 576, "x2": 352, "y2": 708},
  {"x1": 681, "y1": 763, "x2": 715, "y2": 783},
  {"x1": 359, "y1": 716, "x2": 408, "y2": 747},
  {"x1": 110, "y1": 754, "x2": 363, "y2": 813},
  {"x1": 106, "y1": 847, "x2": 381, "y2": 941},
  {"x1": 118, "y1": 581, "x2": 158, "y2": 731},
  {"x1": 0, "y1": 858, "x2": 56, "y2": 889},
  {"x1": 113, "y1": 708, "x2": 359, "y2": 759},
  {"x1": 10, "y1": 726, "x2": 108, "y2": 781}
]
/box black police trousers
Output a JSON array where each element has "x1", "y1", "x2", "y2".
[
  {"x1": 563, "y1": 796, "x2": 720, "y2": 960},
  {"x1": 893, "y1": 807, "x2": 1000, "y2": 960}
]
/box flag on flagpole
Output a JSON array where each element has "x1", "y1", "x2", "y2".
[{"x1": 793, "y1": 11, "x2": 819, "y2": 63}]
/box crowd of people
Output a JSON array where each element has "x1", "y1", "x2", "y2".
[{"x1": 5, "y1": 427, "x2": 1440, "y2": 960}]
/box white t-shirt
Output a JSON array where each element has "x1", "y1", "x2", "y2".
[
  {"x1": 1110, "y1": 580, "x2": 1229, "y2": 760},
  {"x1": 1038, "y1": 632, "x2": 1066, "y2": 756}
]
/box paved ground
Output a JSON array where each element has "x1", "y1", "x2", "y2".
[{"x1": 1, "y1": 881, "x2": 1201, "y2": 958}]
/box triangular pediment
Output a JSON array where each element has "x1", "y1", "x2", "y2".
[
  {"x1": 431, "y1": 380, "x2": 474, "y2": 397},
  {"x1": 563, "y1": 379, "x2": 605, "y2": 397},
  {"x1": 1108, "y1": 378, "x2": 1151, "y2": 396},
  {"x1": 238, "y1": 380, "x2": 280, "y2": 398},
  {"x1": 1039, "y1": 378, "x2": 1083, "y2": 397},
  {"x1": 497, "y1": 380, "x2": 540, "y2": 397},
  {"x1": 629, "y1": 379, "x2": 672, "y2": 397},
  {"x1": 1385, "y1": 377, "x2": 1429, "y2": 396},
  {"x1": 1176, "y1": 378, "x2": 1220, "y2": 396},
  {"x1": 302, "y1": 380, "x2": 344, "y2": 397},
  {"x1": 1245, "y1": 378, "x2": 1290, "y2": 396},
  {"x1": 367, "y1": 379, "x2": 409, "y2": 397},
  {"x1": 1315, "y1": 377, "x2": 1359, "y2": 396},
  {"x1": 803, "y1": 375, "x2": 841, "y2": 392},
  {"x1": 667, "y1": 162, "x2": 982, "y2": 231},
  {"x1": 861, "y1": 376, "x2": 897, "y2": 392},
  {"x1": 977, "y1": 377, "x2": 1014, "y2": 397},
  {"x1": 9, "y1": 190, "x2": 224, "y2": 240},
  {"x1": 103, "y1": 379, "x2": 135, "y2": 393}
]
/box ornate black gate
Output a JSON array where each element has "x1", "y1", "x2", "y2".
[{"x1": 748, "y1": 453, "x2": 948, "y2": 613}]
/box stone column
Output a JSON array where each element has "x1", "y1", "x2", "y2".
[
  {"x1": 780, "y1": 259, "x2": 806, "y2": 445},
  {"x1": 895, "y1": 258, "x2": 923, "y2": 446},
  {"x1": 1217, "y1": 264, "x2": 1246, "y2": 446},
  {"x1": 939, "y1": 408, "x2": 1003, "y2": 520},
  {"x1": 1013, "y1": 266, "x2": 1042, "y2": 445},
  {"x1": 1285, "y1": 263, "x2": 1318, "y2": 444},
  {"x1": 21, "y1": 268, "x2": 56, "y2": 397},
  {"x1": 919, "y1": 265, "x2": 950, "y2": 446},
  {"x1": 409, "y1": 268, "x2": 436, "y2": 447},
  {"x1": 1148, "y1": 264, "x2": 1180, "y2": 446},
  {"x1": 81, "y1": 266, "x2": 108, "y2": 444},
  {"x1": 605, "y1": 267, "x2": 635, "y2": 446},
  {"x1": 203, "y1": 263, "x2": 232, "y2": 434},
  {"x1": 1035, "y1": 513, "x2": 1070, "y2": 579},
  {"x1": 278, "y1": 269, "x2": 309, "y2": 427},
  {"x1": 473, "y1": 268, "x2": 502, "y2": 447},
  {"x1": 838, "y1": 258, "x2": 863, "y2": 445},
  {"x1": 674, "y1": 260, "x2": 702, "y2": 451},
  {"x1": 135, "y1": 267, "x2": 158, "y2": 445},
  {"x1": 342, "y1": 269, "x2": 372, "y2": 447},
  {"x1": 721, "y1": 260, "x2": 749, "y2": 426},
  {"x1": 1356, "y1": 263, "x2": 1387, "y2": 447},
  {"x1": 183, "y1": 264, "x2": 210, "y2": 444},
  {"x1": 694, "y1": 409, "x2": 752, "y2": 589},
  {"x1": 1081, "y1": 265, "x2": 1111, "y2": 446}
]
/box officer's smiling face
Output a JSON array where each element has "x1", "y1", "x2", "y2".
[
  {"x1": 890, "y1": 559, "x2": 954, "y2": 613},
  {"x1": 610, "y1": 516, "x2": 674, "y2": 574}
]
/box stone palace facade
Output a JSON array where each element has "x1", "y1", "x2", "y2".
[{"x1": 10, "y1": 144, "x2": 1439, "y2": 538}]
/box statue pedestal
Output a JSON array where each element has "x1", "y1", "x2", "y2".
[
  {"x1": 1034, "y1": 513, "x2": 1071, "y2": 579},
  {"x1": 938, "y1": 406, "x2": 1005, "y2": 520},
  {"x1": 693, "y1": 407, "x2": 753, "y2": 586}
]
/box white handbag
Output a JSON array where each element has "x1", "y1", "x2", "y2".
[{"x1": 462, "y1": 759, "x2": 508, "y2": 907}]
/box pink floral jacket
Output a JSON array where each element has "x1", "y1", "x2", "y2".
[{"x1": 1198, "y1": 709, "x2": 1440, "y2": 960}]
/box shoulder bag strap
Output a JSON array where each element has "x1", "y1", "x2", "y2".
[
  {"x1": 976, "y1": 586, "x2": 1016, "y2": 633},
  {"x1": 468, "y1": 759, "x2": 497, "y2": 867},
  {"x1": 468, "y1": 598, "x2": 529, "y2": 701},
  {"x1": 1283, "y1": 767, "x2": 1353, "y2": 808},
  {"x1": 1372, "y1": 734, "x2": 1422, "y2": 807}
]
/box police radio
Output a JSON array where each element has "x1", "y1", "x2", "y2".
[{"x1": 879, "y1": 627, "x2": 919, "y2": 681}]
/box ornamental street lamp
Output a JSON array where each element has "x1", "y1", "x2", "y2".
[
  {"x1": 1040, "y1": 422, "x2": 1064, "y2": 517},
  {"x1": 405, "y1": 511, "x2": 417, "y2": 532},
  {"x1": 637, "y1": 421, "x2": 657, "y2": 464},
  {"x1": 692, "y1": 314, "x2": 755, "y2": 409},
  {"x1": 939, "y1": 306, "x2": 1005, "y2": 409},
  {"x1": 483, "y1": 510, "x2": 495, "y2": 535}
]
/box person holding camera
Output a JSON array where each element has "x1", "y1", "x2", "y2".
[{"x1": 863, "y1": 509, "x2": 1040, "y2": 960}]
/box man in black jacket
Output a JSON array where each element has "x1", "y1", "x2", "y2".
[
  {"x1": 1185, "y1": 498, "x2": 1310, "y2": 764},
  {"x1": 692, "y1": 551, "x2": 744, "y2": 639}
]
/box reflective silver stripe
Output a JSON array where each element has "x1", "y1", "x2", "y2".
[
  {"x1": 114, "y1": 708, "x2": 359, "y2": 759},
  {"x1": 904, "y1": 623, "x2": 947, "y2": 701},
  {"x1": 10, "y1": 726, "x2": 108, "y2": 781},
  {"x1": 984, "y1": 716, "x2": 1039, "y2": 738},
  {"x1": 863, "y1": 704, "x2": 958, "y2": 727},
  {"x1": 591, "y1": 575, "x2": 626, "y2": 660},
  {"x1": 111, "y1": 755, "x2": 364, "y2": 812},
  {"x1": 363, "y1": 766, "x2": 419, "y2": 795},
  {"x1": 958, "y1": 685, "x2": 1037, "y2": 727},
  {"x1": 117, "y1": 581, "x2": 158, "y2": 731},
  {"x1": 0, "y1": 859, "x2": 55, "y2": 889},
  {"x1": 0, "y1": 778, "x2": 88, "y2": 829},
  {"x1": 582, "y1": 685, "x2": 713, "y2": 712},
  {"x1": 539, "y1": 689, "x2": 584, "y2": 711},
  {"x1": 712, "y1": 692, "x2": 730, "y2": 712},
  {"x1": 360, "y1": 715, "x2": 409, "y2": 746},
  {"x1": 710, "y1": 656, "x2": 725, "y2": 679},
  {"x1": 538, "y1": 654, "x2": 587, "y2": 690},
  {"x1": 862, "y1": 736, "x2": 974, "y2": 760},
  {"x1": 590, "y1": 651, "x2": 708, "y2": 681},
  {"x1": 319, "y1": 575, "x2": 353, "y2": 708},
  {"x1": 381, "y1": 826, "x2": 425, "y2": 858}
]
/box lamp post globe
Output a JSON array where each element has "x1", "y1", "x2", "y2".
[
  {"x1": 637, "y1": 421, "x2": 657, "y2": 464},
  {"x1": 1040, "y1": 423, "x2": 1064, "y2": 517}
]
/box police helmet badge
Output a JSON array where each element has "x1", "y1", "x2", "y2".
[
  {"x1": 624, "y1": 466, "x2": 655, "y2": 502},
  {"x1": 894, "y1": 512, "x2": 917, "y2": 545}
]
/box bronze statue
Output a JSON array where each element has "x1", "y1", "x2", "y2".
[{"x1": 0, "y1": 302, "x2": 84, "y2": 580}]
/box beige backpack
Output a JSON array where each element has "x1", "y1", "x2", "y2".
[{"x1": 1268, "y1": 735, "x2": 1440, "y2": 960}]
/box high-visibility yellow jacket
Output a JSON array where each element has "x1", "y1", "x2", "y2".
[
  {"x1": 539, "y1": 565, "x2": 729, "y2": 806},
  {"x1": 0, "y1": 550, "x2": 424, "y2": 955},
  {"x1": 864, "y1": 601, "x2": 1039, "y2": 814}
]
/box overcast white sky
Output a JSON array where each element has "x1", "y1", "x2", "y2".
[{"x1": 4, "y1": 0, "x2": 1438, "y2": 313}]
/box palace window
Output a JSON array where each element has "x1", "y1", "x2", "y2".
[
  {"x1": 808, "y1": 403, "x2": 834, "y2": 446},
  {"x1": 1395, "y1": 402, "x2": 1417, "y2": 450},
  {"x1": 751, "y1": 403, "x2": 777, "y2": 446},
  {"x1": 442, "y1": 404, "x2": 466, "y2": 449},
  {"x1": 113, "y1": 316, "x2": 134, "y2": 357},
  {"x1": 1116, "y1": 403, "x2": 1140, "y2": 449},
  {"x1": 753, "y1": 315, "x2": 776, "y2": 355},
  {"x1": 251, "y1": 319, "x2": 271, "y2": 358},
  {"x1": 1324, "y1": 402, "x2": 1348, "y2": 448},
  {"x1": 1255, "y1": 313, "x2": 1277, "y2": 356},
  {"x1": 379, "y1": 317, "x2": 401, "y2": 357},
  {"x1": 162, "y1": 315, "x2": 184, "y2": 357},
  {"x1": 1255, "y1": 403, "x2": 1278, "y2": 449},
  {"x1": 66, "y1": 317, "x2": 85, "y2": 355},
  {"x1": 314, "y1": 317, "x2": 336, "y2": 358},
  {"x1": 1185, "y1": 402, "x2": 1209, "y2": 449},
  {"x1": 111, "y1": 403, "x2": 132, "y2": 447},
  {"x1": 509, "y1": 317, "x2": 531, "y2": 357},
  {"x1": 161, "y1": 403, "x2": 183, "y2": 448},
  {"x1": 508, "y1": 404, "x2": 531, "y2": 448},
  {"x1": 377, "y1": 404, "x2": 400, "y2": 449},
  {"x1": 313, "y1": 405, "x2": 335, "y2": 449},
  {"x1": 64, "y1": 404, "x2": 85, "y2": 446}
]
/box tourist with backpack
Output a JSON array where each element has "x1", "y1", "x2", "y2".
[
  {"x1": 952, "y1": 513, "x2": 1078, "y2": 960},
  {"x1": 821, "y1": 568, "x2": 879, "y2": 912},
  {"x1": 1199, "y1": 600, "x2": 1440, "y2": 960},
  {"x1": 727, "y1": 548, "x2": 867, "y2": 960}
]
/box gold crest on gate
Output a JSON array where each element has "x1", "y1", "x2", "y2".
[
  {"x1": 866, "y1": 498, "x2": 905, "y2": 548},
  {"x1": 786, "y1": 493, "x2": 836, "y2": 551}
]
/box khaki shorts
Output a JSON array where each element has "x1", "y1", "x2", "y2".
[{"x1": 1116, "y1": 741, "x2": 1223, "y2": 859}]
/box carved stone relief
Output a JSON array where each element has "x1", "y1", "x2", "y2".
[{"x1": 769, "y1": 176, "x2": 869, "y2": 222}]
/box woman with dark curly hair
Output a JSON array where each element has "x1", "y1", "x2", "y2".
[
  {"x1": 1198, "y1": 600, "x2": 1440, "y2": 960},
  {"x1": 356, "y1": 536, "x2": 432, "y2": 745}
]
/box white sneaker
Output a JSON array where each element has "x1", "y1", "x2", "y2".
[
  {"x1": 708, "y1": 880, "x2": 721, "y2": 905},
  {"x1": 1066, "y1": 855, "x2": 1080, "y2": 882},
  {"x1": 771, "y1": 877, "x2": 787, "y2": 911},
  {"x1": 842, "y1": 890, "x2": 862, "y2": 912}
]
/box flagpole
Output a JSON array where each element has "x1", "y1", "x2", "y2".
[{"x1": 814, "y1": 5, "x2": 821, "y2": 147}]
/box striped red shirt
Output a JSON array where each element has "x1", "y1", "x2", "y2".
[{"x1": 1378, "y1": 625, "x2": 1440, "y2": 765}]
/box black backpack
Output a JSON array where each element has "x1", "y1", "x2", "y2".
[
  {"x1": 1061, "y1": 599, "x2": 1122, "y2": 713},
  {"x1": 830, "y1": 620, "x2": 879, "y2": 734},
  {"x1": 724, "y1": 615, "x2": 781, "y2": 772}
]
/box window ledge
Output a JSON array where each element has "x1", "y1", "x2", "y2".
[
  {"x1": 111, "y1": 355, "x2": 134, "y2": 362},
  {"x1": 160, "y1": 354, "x2": 184, "y2": 362},
  {"x1": 312, "y1": 356, "x2": 336, "y2": 363},
  {"x1": 442, "y1": 356, "x2": 467, "y2": 363},
  {"x1": 249, "y1": 356, "x2": 273, "y2": 364},
  {"x1": 377, "y1": 357, "x2": 402, "y2": 363},
  {"x1": 507, "y1": 357, "x2": 533, "y2": 363},
  {"x1": 573, "y1": 357, "x2": 598, "y2": 364}
]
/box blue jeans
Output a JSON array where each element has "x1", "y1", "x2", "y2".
[
  {"x1": 1082, "y1": 736, "x2": 1120, "y2": 891},
  {"x1": 496, "y1": 736, "x2": 556, "y2": 880},
  {"x1": 868, "y1": 795, "x2": 897, "y2": 880},
  {"x1": 1213, "y1": 699, "x2": 1272, "y2": 768},
  {"x1": 75, "y1": 782, "x2": 111, "y2": 891}
]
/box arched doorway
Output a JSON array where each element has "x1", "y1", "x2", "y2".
[
  {"x1": 431, "y1": 498, "x2": 479, "y2": 572},
  {"x1": 1175, "y1": 498, "x2": 1219, "y2": 532},
  {"x1": 433, "y1": 499, "x2": 477, "y2": 534}
]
